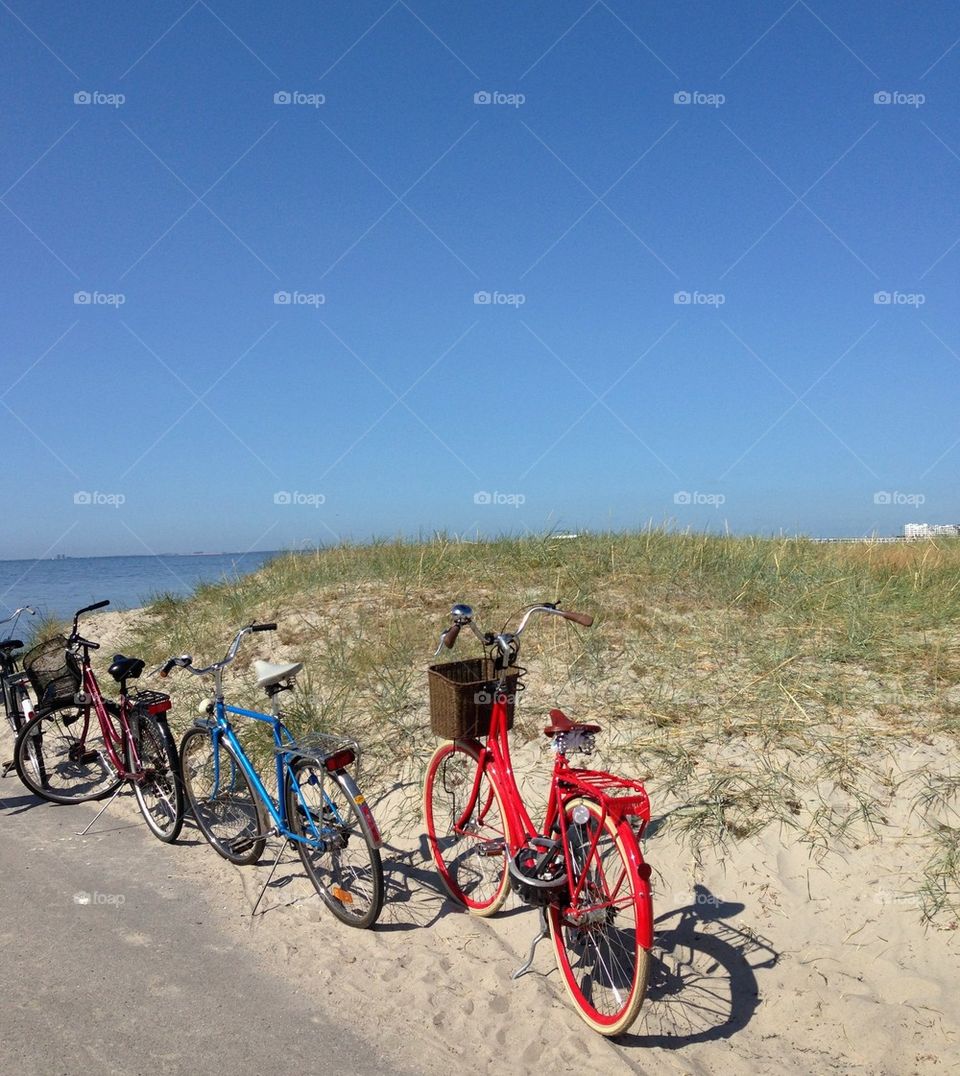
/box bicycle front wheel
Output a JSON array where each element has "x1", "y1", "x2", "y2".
[
  {"x1": 14, "y1": 704, "x2": 123, "y2": 804},
  {"x1": 423, "y1": 740, "x2": 511, "y2": 916},
  {"x1": 179, "y1": 727, "x2": 265, "y2": 865},
  {"x1": 127, "y1": 714, "x2": 184, "y2": 843},
  {"x1": 548, "y1": 798, "x2": 651, "y2": 1036},
  {"x1": 286, "y1": 762, "x2": 383, "y2": 929}
]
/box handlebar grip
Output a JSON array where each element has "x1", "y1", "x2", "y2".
[
  {"x1": 77, "y1": 600, "x2": 110, "y2": 615},
  {"x1": 252, "y1": 623, "x2": 277, "y2": 632},
  {"x1": 159, "y1": 658, "x2": 176, "y2": 679},
  {"x1": 561, "y1": 610, "x2": 593, "y2": 627},
  {"x1": 443, "y1": 623, "x2": 461, "y2": 648}
]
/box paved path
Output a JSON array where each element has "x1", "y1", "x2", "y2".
[{"x1": 0, "y1": 782, "x2": 401, "y2": 1076}]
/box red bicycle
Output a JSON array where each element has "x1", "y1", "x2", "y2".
[
  {"x1": 423, "y1": 602, "x2": 654, "y2": 1036},
  {"x1": 13, "y1": 601, "x2": 185, "y2": 843}
]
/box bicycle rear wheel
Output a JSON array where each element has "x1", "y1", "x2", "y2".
[
  {"x1": 286, "y1": 761, "x2": 383, "y2": 929},
  {"x1": 14, "y1": 703, "x2": 123, "y2": 804},
  {"x1": 180, "y1": 727, "x2": 265, "y2": 865},
  {"x1": 423, "y1": 740, "x2": 511, "y2": 915},
  {"x1": 2, "y1": 677, "x2": 25, "y2": 740},
  {"x1": 126, "y1": 713, "x2": 184, "y2": 843},
  {"x1": 548, "y1": 797, "x2": 651, "y2": 1036}
]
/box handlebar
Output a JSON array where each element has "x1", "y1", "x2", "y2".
[
  {"x1": 159, "y1": 622, "x2": 276, "y2": 680},
  {"x1": 63, "y1": 600, "x2": 110, "y2": 649},
  {"x1": 0, "y1": 606, "x2": 37, "y2": 627},
  {"x1": 435, "y1": 602, "x2": 592, "y2": 657},
  {"x1": 76, "y1": 600, "x2": 110, "y2": 616}
]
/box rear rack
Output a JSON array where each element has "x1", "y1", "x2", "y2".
[
  {"x1": 275, "y1": 731, "x2": 361, "y2": 770},
  {"x1": 132, "y1": 690, "x2": 172, "y2": 716},
  {"x1": 558, "y1": 768, "x2": 651, "y2": 822}
]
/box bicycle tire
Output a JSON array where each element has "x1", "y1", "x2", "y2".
[
  {"x1": 548, "y1": 797, "x2": 651, "y2": 1036},
  {"x1": 126, "y1": 712, "x2": 184, "y2": 843},
  {"x1": 6, "y1": 685, "x2": 39, "y2": 784},
  {"x1": 2, "y1": 678, "x2": 23, "y2": 740},
  {"x1": 179, "y1": 727, "x2": 266, "y2": 865},
  {"x1": 14, "y1": 703, "x2": 123, "y2": 804},
  {"x1": 286, "y1": 761, "x2": 384, "y2": 929},
  {"x1": 423, "y1": 739, "x2": 511, "y2": 916}
]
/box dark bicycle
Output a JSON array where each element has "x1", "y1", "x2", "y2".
[{"x1": 0, "y1": 606, "x2": 40, "y2": 782}]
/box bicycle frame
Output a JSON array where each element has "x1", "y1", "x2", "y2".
[
  {"x1": 460, "y1": 685, "x2": 653, "y2": 946},
  {"x1": 200, "y1": 699, "x2": 379, "y2": 850},
  {"x1": 75, "y1": 650, "x2": 146, "y2": 782}
]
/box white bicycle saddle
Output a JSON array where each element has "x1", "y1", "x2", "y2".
[{"x1": 253, "y1": 659, "x2": 303, "y2": 688}]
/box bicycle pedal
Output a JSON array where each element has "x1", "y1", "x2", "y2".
[{"x1": 475, "y1": 838, "x2": 506, "y2": 857}]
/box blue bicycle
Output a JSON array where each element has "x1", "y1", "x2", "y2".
[{"x1": 161, "y1": 623, "x2": 384, "y2": 929}]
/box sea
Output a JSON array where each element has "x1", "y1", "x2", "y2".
[{"x1": 0, "y1": 552, "x2": 281, "y2": 624}]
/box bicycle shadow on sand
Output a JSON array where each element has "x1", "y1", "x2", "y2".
[
  {"x1": 243, "y1": 773, "x2": 524, "y2": 932},
  {"x1": 621, "y1": 883, "x2": 778, "y2": 1049},
  {"x1": 236, "y1": 779, "x2": 467, "y2": 928}
]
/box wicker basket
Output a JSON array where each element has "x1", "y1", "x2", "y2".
[
  {"x1": 22, "y1": 635, "x2": 81, "y2": 707},
  {"x1": 428, "y1": 658, "x2": 519, "y2": 739}
]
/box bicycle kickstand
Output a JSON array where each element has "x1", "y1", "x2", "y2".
[
  {"x1": 248, "y1": 839, "x2": 287, "y2": 917},
  {"x1": 512, "y1": 907, "x2": 549, "y2": 980},
  {"x1": 76, "y1": 782, "x2": 125, "y2": 836},
  {"x1": 1, "y1": 759, "x2": 15, "y2": 778}
]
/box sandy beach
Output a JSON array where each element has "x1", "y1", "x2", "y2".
[
  {"x1": 36, "y1": 736, "x2": 954, "y2": 1076},
  {"x1": 9, "y1": 572, "x2": 959, "y2": 1074}
]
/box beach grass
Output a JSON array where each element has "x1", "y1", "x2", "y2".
[{"x1": 117, "y1": 530, "x2": 960, "y2": 922}]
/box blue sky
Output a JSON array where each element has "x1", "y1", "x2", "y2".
[{"x1": 1, "y1": 1, "x2": 958, "y2": 558}]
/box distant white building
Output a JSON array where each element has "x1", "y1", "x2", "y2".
[{"x1": 904, "y1": 523, "x2": 960, "y2": 538}]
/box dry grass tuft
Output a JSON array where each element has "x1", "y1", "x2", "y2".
[{"x1": 110, "y1": 530, "x2": 960, "y2": 922}]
